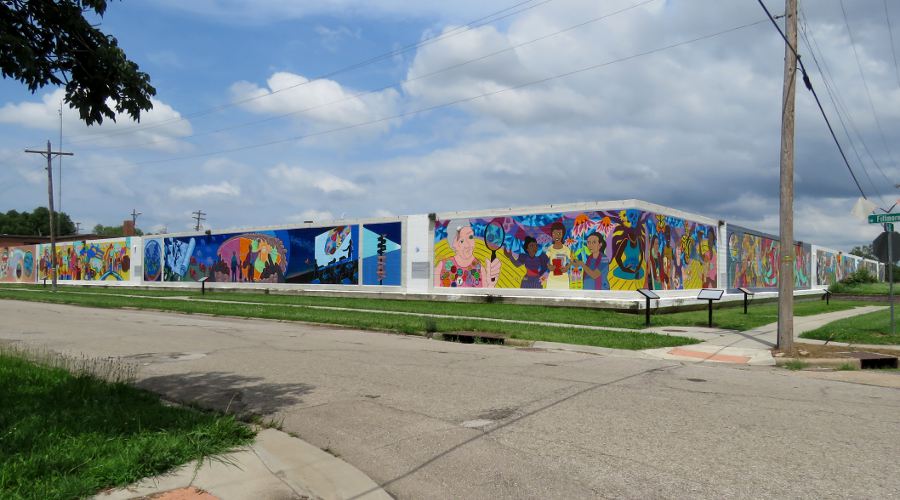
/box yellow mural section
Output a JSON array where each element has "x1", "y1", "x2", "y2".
[{"x1": 434, "y1": 239, "x2": 525, "y2": 288}]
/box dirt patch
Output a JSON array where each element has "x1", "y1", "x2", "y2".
[{"x1": 773, "y1": 343, "x2": 900, "y2": 359}]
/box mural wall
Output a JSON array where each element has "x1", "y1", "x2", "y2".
[
  {"x1": 725, "y1": 226, "x2": 811, "y2": 289},
  {"x1": 162, "y1": 225, "x2": 360, "y2": 285},
  {"x1": 37, "y1": 239, "x2": 131, "y2": 281},
  {"x1": 433, "y1": 209, "x2": 717, "y2": 291},
  {"x1": 143, "y1": 238, "x2": 163, "y2": 282},
  {"x1": 362, "y1": 222, "x2": 402, "y2": 286},
  {"x1": 814, "y1": 249, "x2": 864, "y2": 286},
  {"x1": 0, "y1": 245, "x2": 36, "y2": 283}
]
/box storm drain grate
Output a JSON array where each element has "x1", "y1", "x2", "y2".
[{"x1": 844, "y1": 352, "x2": 899, "y2": 370}]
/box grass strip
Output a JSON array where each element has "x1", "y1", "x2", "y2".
[
  {"x1": 828, "y1": 282, "x2": 894, "y2": 296},
  {"x1": 0, "y1": 284, "x2": 875, "y2": 332},
  {"x1": 0, "y1": 289, "x2": 697, "y2": 350},
  {"x1": 0, "y1": 350, "x2": 254, "y2": 500},
  {"x1": 800, "y1": 309, "x2": 900, "y2": 345}
]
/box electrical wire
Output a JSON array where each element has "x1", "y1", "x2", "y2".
[
  {"x1": 799, "y1": 10, "x2": 886, "y2": 205},
  {"x1": 839, "y1": 0, "x2": 899, "y2": 184},
  {"x1": 61, "y1": 0, "x2": 554, "y2": 146},
  {"x1": 77, "y1": 0, "x2": 660, "y2": 153},
  {"x1": 70, "y1": 18, "x2": 770, "y2": 171},
  {"x1": 755, "y1": 0, "x2": 868, "y2": 200},
  {"x1": 885, "y1": 0, "x2": 900, "y2": 88}
]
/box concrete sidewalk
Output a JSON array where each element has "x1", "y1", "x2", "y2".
[
  {"x1": 94, "y1": 428, "x2": 391, "y2": 500},
  {"x1": 639, "y1": 306, "x2": 888, "y2": 366}
]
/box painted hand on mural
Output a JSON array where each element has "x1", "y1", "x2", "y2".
[{"x1": 483, "y1": 256, "x2": 501, "y2": 288}]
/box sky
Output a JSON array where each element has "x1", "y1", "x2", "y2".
[{"x1": 1, "y1": 0, "x2": 899, "y2": 251}]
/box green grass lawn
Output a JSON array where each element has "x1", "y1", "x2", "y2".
[
  {"x1": 0, "y1": 351, "x2": 254, "y2": 500},
  {"x1": 801, "y1": 308, "x2": 900, "y2": 345},
  {"x1": 829, "y1": 282, "x2": 897, "y2": 296},
  {"x1": 0, "y1": 284, "x2": 875, "y2": 332},
  {"x1": 0, "y1": 287, "x2": 698, "y2": 350}
]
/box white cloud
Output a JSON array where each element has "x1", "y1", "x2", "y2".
[
  {"x1": 0, "y1": 89, "x2": 193, "y2": 153},
  {"x1": 267, "y1": 164, "x2": 363, "y2": 195},
  {"x1": 286, "y1": 209, "x2": 336, "y2": 223},
  {"x1": 229, "y1": 72, "x2": 400, "y2": 132},
  {"x1": 169, "y1": 181, "x2": 241, "y2": 200}
]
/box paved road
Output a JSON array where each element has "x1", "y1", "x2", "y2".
[{"x1": 2, "y1": 300, "x2": 899, "y2": 499}]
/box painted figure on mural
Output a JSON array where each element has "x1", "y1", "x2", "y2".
[
  {"x1": 544, "y1": 221, "x2": 573, "y2": 290},
  {"x1": 509, "y1": 236, "x2": 549, "y2": 289},
  {"x1": 579, "y1": 232, "x2": 609, "y2": 290},
  {"x1": 611, "y1": 210, "x2": 645, "y2": 281},
  {"x1": 230, "y1": 252, "x2": 239, "y2": 282},
  {"x1": 434, "y1": 222, "x2": 501, "y2": 288}
]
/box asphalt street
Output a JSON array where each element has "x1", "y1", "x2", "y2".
[{"x1": 1, "y1": 300, "x2": 898, "y2": 499}]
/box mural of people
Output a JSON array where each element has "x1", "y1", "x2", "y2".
[
  {"x1": 579, "y1": 232, "x2": 609, "y2": 290},
  {"x1": 434, "y1": 221, "x2": 501, "y2": 288},
  {"x1": 509, "y1": 236, "x2": 549, "y2": 289},
  {"x1": 544, "y1": 221, "x2": 573, "y2": 290}
]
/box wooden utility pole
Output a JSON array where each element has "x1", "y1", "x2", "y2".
[
  {"x1": 192, "y1": 210, "x2": 206, "y2": 231},
  {"x1": 25, "y1": 141, "x2": 73, "y2": 291},
  {"x1": 777, "y1": 0, "x2": 798, "y2": 351}
]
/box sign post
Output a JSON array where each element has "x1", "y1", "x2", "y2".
[{"x1": 869, "y1": 215, "x2": 896, "y2": 336}]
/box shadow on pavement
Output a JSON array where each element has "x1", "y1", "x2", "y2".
[{"x1": 137, "y1": 371, "x2": 315, "y2": 417}]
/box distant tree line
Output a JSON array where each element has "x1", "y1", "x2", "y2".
[{"x1": 0, "y1": 208, "x2": 75, "y2": 235}]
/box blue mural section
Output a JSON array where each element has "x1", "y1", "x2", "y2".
[
  {"x1": 362, "y1": 222, "x2": 402, "y2": 285},
  {"x1": 143, "y1": 239, "x2": 162, "y2": 282},
  {"x1": 162, "y1": 225, "x2": 359, "y2": 285}
]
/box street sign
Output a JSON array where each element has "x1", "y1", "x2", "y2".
[{"x1": 868, "y1": 213, "x2": 900, "y2": 223}]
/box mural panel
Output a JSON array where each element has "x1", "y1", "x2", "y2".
[
  {"x1": 163, "y1": 225, "x2": 359, "y2": 284},
  {"x1": 38, "y1": 239, "x2": 131, "y2": 281},
  {"x1": 725, "y1": 226, "x2": 811, "y2": 289},
  {"x1": 816, "y1": 249, "x2": 839, "y2": 286},
  {"x1": 433, "y1": 209, "x2": 716, "y2": 291},
  {"x1": 0, "y1": 245, "x2": 36, "y2": 283},
  {"x1": 143, "y1": 239, "x2": 163, "y2": 282},
  {"x1": 362, "y1": 222, "x2": 402, "y2": 286}
]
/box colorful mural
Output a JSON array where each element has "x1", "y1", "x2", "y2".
[
  {"x1": 0, "y1": 245, "x2": 36, "y2": 283},
  {"x1": 162, "y1": 225, "x2": 359, "y2": 285},
  {"x1": 362, "y1": 222, "x2": 402, "y2": 286},
  {"x1": 726, "y1": 226, "x2": 811, "y2": 289},
  {"x1": 143, "y1": 239, "x2": 163, "y2": 282},
  {"x1": 433, "y1": 209, "x2": 716, "y2": 291},
  {"x1": 38, "y1": 239, "x2": 131, "y2": 281},
  {"x1": 816, "y1": 249, "x2": 840, "y2": 286}
]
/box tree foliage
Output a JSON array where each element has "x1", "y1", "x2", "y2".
[
  {"x1": 1, "y1": 0, "x2": 155, "y2": 125},
  {"x1": 92, "y1": 223, "x2": 142, "y2": 237},
  {"x1": 0, "y1": 207, "x2": 76, "y2": 235},
  {"x1": 849, "y1": 244, "x2": 875, "y2": 260}
]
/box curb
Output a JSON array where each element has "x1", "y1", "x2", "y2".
[
  {"x1": 775, "y1": 357, "x2": 861, "y2": 369},
  {"x1": 94, "y1": 428, "x2": 391, "y2": 500}
]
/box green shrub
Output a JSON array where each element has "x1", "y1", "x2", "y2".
[{"x1": 840, "y1": 268, "x2": 878, "y2": 285}]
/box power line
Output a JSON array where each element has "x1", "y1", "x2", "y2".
[
  {"x1": 78, "y1": 17, "x2": 770, "y2": 171},
  {"x1": 839, "y1": 0, "x2": 899, "y2": 183},
  {"x1": 78, "y1": 0, "x2": 660, "y2": 153},
  {"x1": 884, "y1": 0, "x2": 900, "y2": 88},
  {"x1": 755, "y1": 0, "x2": 867, "y2": 200},
  {"x1": 800, "y1": 8, "x2": 893, "y2": 188},
  {"x1": 61, "y1": 0, "x2": 554, "y2": 146},
  {"x1": 799, "y1": 9, "x2": 886, "y2": 205}
]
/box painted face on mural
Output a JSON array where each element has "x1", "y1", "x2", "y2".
[
  {"x1": 587, "y1": 234, "x2": 602, "y2": 257},
  {"x1": 526, "y1": 240, "x2": 538, "y2": 257},
  {"x1": 453, "y1": 226, "x2": 476, "y2": 264}
]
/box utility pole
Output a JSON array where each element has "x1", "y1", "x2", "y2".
[
  {"x1": 25, "y1": 141, "x2": 73, "y2": 291},
  {"x1": 777, "y1": 0, "x2": 798, "y2": 352},
  {"x1": 131, "y1": 208, "x2": 142, "y2": 226},
  {"x1": 192, "y1": 210, "x2": 206, "y2": 231},
  {"x1": 75, "y1": 222, "x2": 81, "y2": 234}
]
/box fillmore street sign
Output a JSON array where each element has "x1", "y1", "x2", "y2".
[{"x1": 868, "y1": 213, "x2": 900, "y2": 224}]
